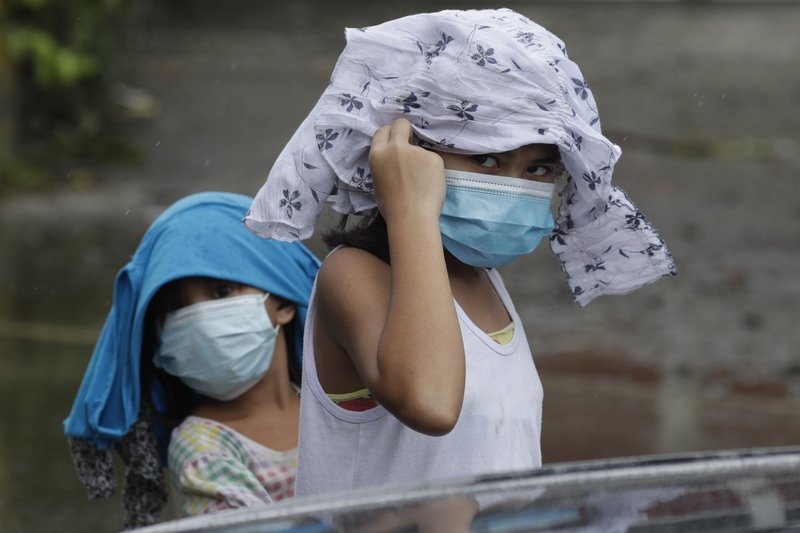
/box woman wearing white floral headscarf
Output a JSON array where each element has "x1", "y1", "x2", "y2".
[{"x1": 245, "y1": 8, "x2": 675, "y2": 498}]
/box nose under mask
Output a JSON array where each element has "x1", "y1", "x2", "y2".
[
  {"x1": 439, "y1": 169, "x2": 555, "y2": 268},
  {"x1": 153, "y1": 293, "x2": 279, "y2": 401}
]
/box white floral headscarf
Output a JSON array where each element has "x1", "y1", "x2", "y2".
[{"x1": 245, "y1": 8, "x2": 675, "y2": 306}]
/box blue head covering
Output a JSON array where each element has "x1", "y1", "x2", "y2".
[{"x1": 63, "y1": 192, "x2": 321, "y2": 449}]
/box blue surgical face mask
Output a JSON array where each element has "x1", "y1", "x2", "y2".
[
  {"x1": 439, "y1": 169, "x2": 555, "y2": 268},
  {"x1": 153, "y1": 293, "x2": 278, "y2": 401}
]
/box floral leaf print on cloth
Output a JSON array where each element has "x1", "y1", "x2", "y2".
[
  {"x1": 339, "y1": 94, "x2": 363, "y2": 113},
  {"x1": 448, "y1": 101, "x2": 479, "y2": 121},
  {"x1": 397, "y1": 91, "x2": 427, "y2": 113},
  {"x1": 245, "y1": 8, "x2": 676, "y2": 306},
  {"x1": 279, "y1": 189, "x2": 302, "y2": 219},
  {"x1": 472, "y1": 44, "x2": 497, "y2": 66}
]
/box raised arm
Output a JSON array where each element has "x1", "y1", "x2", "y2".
[{"x1": 315, "y1": 118, "x2": 465, "y2": 436}]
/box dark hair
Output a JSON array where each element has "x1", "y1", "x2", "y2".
[
  {"x1": 322, "y1": 209, "x2": 391, "y2": 264},
  {"x1": 282, "y1": 317, "x2": 301, "y2": 385},
  {"x1": 140, "y1": 280, "x2": 196, "y2": 432}
]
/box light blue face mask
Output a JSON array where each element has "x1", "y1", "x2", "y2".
[
  {"x1": 439, "y1": 169, "x2": 556, "y2": 268},
  {"x1": 153, "y1": 293, "x2": 278, "y2": 401}
]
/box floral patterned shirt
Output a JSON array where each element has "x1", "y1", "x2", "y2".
[{"x1": 167, "y1": 416, "x2": 296, "y2": 516}]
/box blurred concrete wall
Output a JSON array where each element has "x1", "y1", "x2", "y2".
[{"x1": 19, "y1": 0, "x2": 796, "y2": 391}]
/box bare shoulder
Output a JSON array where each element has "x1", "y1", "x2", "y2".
[
  {"x1": 318, "y1": 246, "x2": 386, "y2": 281},
  {"x1": 316, "y1": 247, "x2": 390, "y2": 305},
  {"x1": 313, "y1": 246, "x2": 391, "y2": 391}
]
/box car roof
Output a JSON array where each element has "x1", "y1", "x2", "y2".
[{"x1": 131, "y1": 446, "x2": 800, "y2": 532}]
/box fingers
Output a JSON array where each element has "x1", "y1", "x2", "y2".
[
  {"x1": 370, "y1": 119, "x2": 413, "y2": 168},
  {"x1": 368, "y1": 117, "x2": 446, "y2": 223},
  {"x1": 390, "y1": 117, "x2": 413, "y2": 143},
  {"x1": 372, "y1": 123, "x2": 391, "y2": 145},
  {"x1": 373, "y1": 118, "x2": 413, "y2": 144}
]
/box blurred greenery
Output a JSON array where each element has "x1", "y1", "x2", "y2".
[{"x1": 0, "y1": 0, "x2": 138, "y2": 195}]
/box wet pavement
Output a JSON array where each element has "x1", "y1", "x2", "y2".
[{"x1": 1, "y1": 1, "x2": 799, "y2": 531}]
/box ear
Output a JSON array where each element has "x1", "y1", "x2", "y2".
[{"x1": 272, "y1": 297, "x2": 297, "y2": 327}]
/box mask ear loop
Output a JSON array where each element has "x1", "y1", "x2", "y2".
[{"x1": 260, "y1": 292, "x2": 280, "y2": 334}]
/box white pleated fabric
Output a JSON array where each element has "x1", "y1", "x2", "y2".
[{"x1": 245, "y1": 8, "x2": 675, "y2": 306}]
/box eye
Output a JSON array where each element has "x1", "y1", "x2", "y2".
[
  {"x1": 526, "y1": 162, "x2": 565, "y2": 182},
  {"x1": 473, "y1": 154, "x2": 499, "y2": 169},
  {"x1": 211, "y1": 282, "x2": 238, "y2": 299},
  {"x1": 528, "y1": 165, "x2": 550, "y2": 177}
]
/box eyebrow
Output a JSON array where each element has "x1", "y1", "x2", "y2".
[
  {"x1": 493, "y1": 150, "x2": 561, "y2": 164},
  {"x1": 529, "y1": 156, "x2": 562, "y2": 165},
  {"x1": 506, "y1": 155, "x2": 563, "y2": 166}
]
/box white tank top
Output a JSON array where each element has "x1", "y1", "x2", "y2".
[{"x1": 296, "y1": 267, "x2": 543, "y2": 496}]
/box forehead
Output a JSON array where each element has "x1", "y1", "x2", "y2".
[
  {"x1": 499, "y1": 143, "x2": 560, "y2": 159},
  {"x1": 176, "y1": 276, "x2": 263, "y2": 293},
  {"x1": 438, "y1": 143, "x2": 560, "y2": 160},
  {"x1": 432, "y1": 144, "x2": 560, "y2": 159},
  {"x1": 175, "y1": 276, "x2": 220, "y2": 299}
]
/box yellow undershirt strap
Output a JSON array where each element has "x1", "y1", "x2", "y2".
[
  {"x1": 327, "y1": 388, "x2": 372, "y2": 402},
  {"x1": 488, "y1": 322, "x2": 515, "y2": 345},
  {"x1": 329, "y1": 322, "x2": 515, "y2": 403}
]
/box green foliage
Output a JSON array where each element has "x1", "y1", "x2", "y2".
[
  {"x1": 1, "y1": 0, "x2": 136, "y2": 194},
  {"x1": 8, "y1": 27, "x2": 97, "y2": 88},
  {"x1": 0, "y1": 156, "x2": 47, "y2": 193}
]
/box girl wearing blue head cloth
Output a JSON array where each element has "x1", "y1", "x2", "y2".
[{"x1": 63, "y1": 192, "x2": 320, "y2": 528}]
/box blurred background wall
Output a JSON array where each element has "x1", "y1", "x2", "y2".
[{"x1": 1, "y1": 1, "x2": 798, "y2": 531}]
